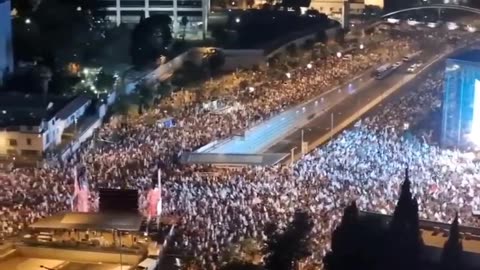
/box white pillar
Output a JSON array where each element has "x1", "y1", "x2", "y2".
[
  {"x1": 202, "y1": 0, "x2": 209, "y2": 39},
  {"x1": 173, "y1": 0, "x2": 178, "y2": 37},
  {"x1": 341, "y1": 0, "x2": 349, "y2": 29},
  {"x1": 116, "y1": 0, "x2": 121, "y2": 26},
  {"x1": 145, "y1": 0, "x2": 150, "y2": 18}
]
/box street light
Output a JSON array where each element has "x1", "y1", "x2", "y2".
[
  {"x1": 25, "y1": 18, "x2": 31, "y2": 24},
  {"x1": 235, "y1": 17, "x2": 241, "y2": 23},
  {"x1": 286, "y1": 72, "x2": 291, "y2": 79},
  {"x1": 306, "y1": 63, "x2": 313, "y2": 69},
  {"x1": 336, "y1": 52, "x2": 342, "y2": 58},
  {"x1": 359, "y1": 44, "x2": 364, "y2": 50}
]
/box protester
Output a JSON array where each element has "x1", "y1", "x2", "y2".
[{"x1": 0, "y1": 31, "x2": 463, "y2": 270}]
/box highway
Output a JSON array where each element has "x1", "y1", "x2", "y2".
[
  {"x1": 263, "y1": 51, "x2": 448, "y2": 159},
  {"x1": 201, "y1": 54, "x2": 427, "y2": 155}
]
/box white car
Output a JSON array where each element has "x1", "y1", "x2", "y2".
[{"x1": 407, "y1": 64, "x2": 418, "y2": 73}]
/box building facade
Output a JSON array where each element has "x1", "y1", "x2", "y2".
[
  {"x1": 0, "y1": 0, "x2": 13, "y2": 85},
  {"x1": 101, "y1": 0, "x2": 210, "y2": 38},
  {"x1": 310, "y1": 0, "x2": 359, "y2": 27},
  {"x1": 0, "y1": 94, "x2": 92, "y2": 159}
]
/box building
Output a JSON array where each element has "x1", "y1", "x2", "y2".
[
  {"x1": 101, "y1": 0, "x2": 210, "y2": 38},
  {"x1": 0, "y1": 93, "x2": 92, "y2": 159},
  {"x1": 364, "y1": 0, "x2": 383, "y2": 7},
  {"x1": 360, "y1": 211, "x2": 480, "y2": 268},
  {"x1": 309, "y1": 0, "x2": 363, "y2": 27},
  {"x1": 0, "y1": 0, "x2": 13, "y2": 85},
  {"x1": 441, "y1": 50, "x2": 480, "y2": 148},
  {"x1": 0, "y1": 212, "x2": 166, "y2": 270}
]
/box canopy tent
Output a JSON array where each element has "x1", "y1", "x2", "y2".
[{"x1": 29, "y1": 212, "x2": 143, "y2": 232}]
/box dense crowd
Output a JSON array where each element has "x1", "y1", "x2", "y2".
[{"x1": 0, "y1": 30, "x2": 474, "y2": 270}]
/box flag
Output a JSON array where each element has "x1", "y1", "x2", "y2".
[
  {"x1": 72, "y1": 166, "x2": 79, "y2": 211},
  {"x1": 157, "y1": 169, "x2": 162, "y2": 217}
]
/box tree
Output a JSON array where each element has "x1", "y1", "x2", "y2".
[
  {"x1": 156, "y1": 81, "x2": 172, "y2": 98},
  {"x1": 26, "y1": 0, "x2": 105, "y2": 67},
  {"x1": 212, "y1": 27, "x2": 229, "y2": 47},
  {"x1": 264, "y1": 210, "x2": 313, "y2": 270},
  {"x1": 220, "y1": 261, "x2": 262, "y2": 270},
  {"x1": 130, "y1": 15, "x2": 173, "y2": 68},
  {"x1": 180, "y1": 16, "x2": 189, "y2": 41},
  {"x1": 95, "y1": 72, "x2": 116, "y2": 92},
  {"x1": 113, "y1": 95, "x2": 131, "y2": 125},
  {"x1": 136, "y1": 82, "x2": 154, "y2": 114},
  {"x1": 441, "y1": 214, "x2": 463, "y2": 270},
  {"x1": 203, "y1": 49, "x2": 226, "y2": 76},
  {"x1": 261, "y1": 3, "x2": 272, "y2": 10},
  {"x1": 286, "y1": 43, "x2": 298, "y2": 57}
]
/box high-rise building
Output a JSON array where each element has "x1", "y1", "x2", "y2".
[
  {"x1": 0, "y1": 0, "x2": 13, "y2": 85},
  {"x1": 100, "y1": 0, "x2": 210, "y2": 38}
]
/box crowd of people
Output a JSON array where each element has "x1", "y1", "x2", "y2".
[{"x1": 0, "y1": 29, "x2": 474, "y2": 270}]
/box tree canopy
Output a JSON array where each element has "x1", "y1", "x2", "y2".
[
  {"x1": 264, "y1": 210, "x2": 313, "y2": 270},
  {"x1": 12, "y1": 0, "x2": 106, "y2": 67},
  {"x1": 130, "y1": 15, "x2": 173, "y2": 69}
]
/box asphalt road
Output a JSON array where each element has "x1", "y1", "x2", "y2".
[{"x1": 263, "y1": 52, "x2": 446, "y2": 156}]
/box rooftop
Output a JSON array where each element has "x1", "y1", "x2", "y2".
[
  {"x1": 0, "y1": 93, "x2": 90, "y2": 129},
  {"x1": 29, "y1": 212, "x2": 143, "y2": 232},
  {"x1": 449, "y1": 49, "x2": 480, "y2": 63}
]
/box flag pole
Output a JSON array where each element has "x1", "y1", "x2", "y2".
[
  {"x1": 72, "y1": 166, "x2": 78, "y2": 212},
  {"x1": 157, "y1": 169, "x2": 162, "y2": 229}
]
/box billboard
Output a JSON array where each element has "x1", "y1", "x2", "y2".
[{"x1": 441, "y1": 52, "x2": 480, "y2": 148}]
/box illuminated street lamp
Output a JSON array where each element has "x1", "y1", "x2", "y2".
[
  {"x1": 336, "y1": 52, "x2": 342, "y2": 58},
  {"x1": 286, "y1": 72, "x2": 291, "y2": 79},
  {"x1": 235, "y1": 17, "x2": 241, "y2": 23},
  {"x1": 25, "y1": 18, "x2": 31, "y2": 24},
  {"x1": 306, "y1": 63, "x2": 313, "y2": 69},
  {"x1": 359, "y1": 44, "x2": 364, "y2": 50}
]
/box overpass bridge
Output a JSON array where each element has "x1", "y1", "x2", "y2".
[{"x1": 350, "y1": 4, "x2": 480, "y2": 37}]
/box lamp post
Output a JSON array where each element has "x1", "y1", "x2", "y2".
[
  {"x1": 330, "y1": 113, "x2": 334, "y2": 140},
  {"x1": 290, "y1": 147, "x2": 297, "y2": 165}
]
